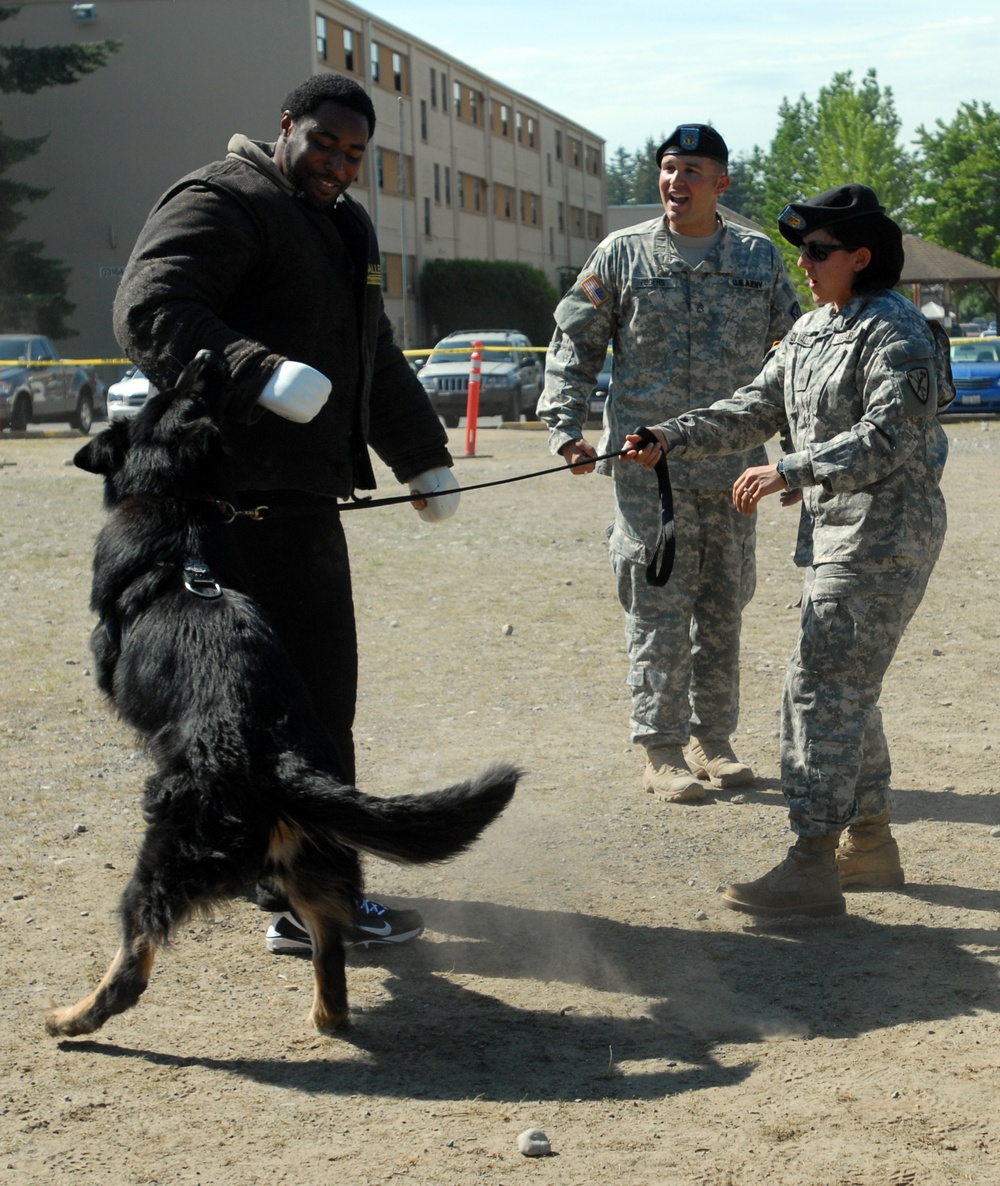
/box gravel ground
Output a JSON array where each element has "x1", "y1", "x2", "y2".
[{"x1": 1, "y1": 416, "x2": 999, "y2": 1185}]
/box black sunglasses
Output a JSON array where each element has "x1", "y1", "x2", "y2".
[{"x1": 799, "y1": 241, "x2": 861, "y2": 263}]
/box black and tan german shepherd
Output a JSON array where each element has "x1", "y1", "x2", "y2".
[{"x1": 46, "y1": 351, "x2": 518, "y2": 1038}]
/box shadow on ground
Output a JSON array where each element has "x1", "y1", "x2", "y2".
[{"x1": 57, "y1": 895, "x2": 1000, "y2": 1102}]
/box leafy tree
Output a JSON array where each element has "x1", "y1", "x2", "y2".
[
  {"x1": 419, "y1": 259, "x2": 560, "y2": 346},
  {"x1": 0, "y1": 6, "x2": 120, "y2": 336},
  {"x1": 742, "y1": 69, "x2": 914, "y2": 300},
  {"x1": 912, "y1": 101, "x2": 1000, "y2": 271}
]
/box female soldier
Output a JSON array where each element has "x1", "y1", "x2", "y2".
[{"x1": 623, "y1": 184, "x2": 952, "y2": 918}]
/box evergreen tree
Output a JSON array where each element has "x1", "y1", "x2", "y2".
[{"x1": 0, "y1": 6, "x2": 120, "y2": 336}]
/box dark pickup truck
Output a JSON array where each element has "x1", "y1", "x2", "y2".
[{"x1": 0, "y1": 334, "x2": 103, "y2": 433}]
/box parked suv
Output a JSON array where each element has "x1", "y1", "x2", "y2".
[
  {"x1": 0, "y1": 334, "x2": 103, "y2": 433},
  {"x1": 418, "y1": 330, "x2": 543, "y2": 427}
]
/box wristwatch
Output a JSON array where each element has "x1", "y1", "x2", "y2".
[{"x1": 777, "y1": 457, "x2": 788, "y2": 485}]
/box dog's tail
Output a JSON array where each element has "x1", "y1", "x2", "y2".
[{"x1": 291, "y1": 762, "x2": 520, "y2": 865}]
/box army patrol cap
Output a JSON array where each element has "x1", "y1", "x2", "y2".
[
  {"x1": 655, "y1": 125, "x2": 729, "y2": 168},
  {"x1": 777, "y1": 184, "x2": 886, "y2": 246}
]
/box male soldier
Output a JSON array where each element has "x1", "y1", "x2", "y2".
[{"x1": 537, "y1": 125, "x2": 801, "y2": 801}]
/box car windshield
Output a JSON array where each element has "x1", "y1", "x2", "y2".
[
  {"x1": 950, "y1": 341, "x2": 1000, "y2": 363},
  {"x1": 428, "y1": 339, "x2": 513, "y2": 364},
  {"x1": 0, "y1": 338, "x2": 31, "y2": 360}
]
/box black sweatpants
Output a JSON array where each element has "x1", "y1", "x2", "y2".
[{"x1": 231, "y1": 491, "x2": 357, "y2": 911}]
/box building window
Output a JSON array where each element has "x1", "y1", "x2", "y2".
[
  {"x1": 474, "y1": 180, "x2": 482, "y2": 212},
  {"x1": 430, "y1": 67, "x2": 437, "y2": 108},
  {"x1": 392, "y1": 51, "x2": 403, "y2": 91},
  {"x1": 516, "y1": 112, "x2": 523, "y2": 143},
  {"x1": 470, "y1": 90, "x2": 478, "y2": 125},
  {"x1": 555, "y1": 130, "x2": 562, "y2": 160},
  {"x1": 520, "y1": 191, "x2": 539, "y2": 226},
  {"x1": 457, "y1": 171, "x2": 465, "y2": 208},
  {"x1": 528, "y1": 117, "x2": 536, "y2": 148},
  {"x1": 504, "y1": 186, "x2": 512, "y2": 219},
  {"x1": 441, "y1": 71, "x2": 448, "y2": 112},
  {"x1": 420, "y1": 99, "x2": 427, "y2": 141},
  {"x1": 315, "y1": 15, "x2": 327, "y2": 60},
  {"x1": 434, "y1": 162, "x2": 440, "y2": 203},
  {"x1": 546, "y1": 153, "x2": 552, "y2": 186},
  {"x1": 453, "y1": 81, "x2": 462, "y2": 117},
  {"x1": 444, "y1": 166, "x2": 451, "y2": 206},
  {"x1": 343, "y1": 28, "x2": 354, "y2": 72},
  {"x1": 588, "y1": 212, "x2": 603, "y2": 240},
  {"x1": 380, "y1": 252, "x2": 388, "y2": 292},
  {"x1": 424, "y1": 196, "x2": 431, "y2": 236},
  {"x1": 370, "y1": 40, "x2": 379, "y2": 83},
  {"x1": 570, "y1": 137, "x2": 582, "y2": 168},
  {"x1": 549, "y1": 226, "x2": 554, "y2": 257},
  {"x1": 558, "y1": 201, "x2": 565, "y2": 233},
  {"x1": 571, "y1": 206, "x2": 583, "y2": 237},
  {"x1": 375, "y1": 148, "x2": 384, "y2": 190},
  {"x1": 500, "y1": 104, "x2": 509, "y2": 137}
]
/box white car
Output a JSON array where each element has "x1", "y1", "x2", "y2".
[{"x1": 107, "y1": 366, "x2": 155, "y2": 420}]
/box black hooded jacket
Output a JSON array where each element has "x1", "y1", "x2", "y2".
[{"x1": 113, "y1": 140, "x2": 449, "y2": 497}]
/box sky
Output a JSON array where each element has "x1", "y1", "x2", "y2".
[{"x1": 362, "y1": 1, "x2": 999, "y2": 158}]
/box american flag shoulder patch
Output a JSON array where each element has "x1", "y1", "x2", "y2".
[{"x1": 580, "y1": 273, "x2": 610, "y2": 308}]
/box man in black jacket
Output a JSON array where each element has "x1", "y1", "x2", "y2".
[{"x1": 114, "y1": 73, "x2": 459, "y2": 953}]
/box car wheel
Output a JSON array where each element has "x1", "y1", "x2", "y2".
[
  {"x1": 9, "y1": 393, "x2": 30, "y2": 431},
  {"x1": 73, "y1": 390, "x2": 94, "y2": 434},
  {"x1": 504, "y1": 388, "x2": 521, "y2": 423},
  {"x1": 442, "y1": 413, "x2": 460, "y2": 428}
]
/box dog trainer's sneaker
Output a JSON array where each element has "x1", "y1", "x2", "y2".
[
  {"x1": 265, "y1": 901, "x2": 425, "y2": 955},
  {"x1": 347, "y1": 898, "x2": 424, "y2": 948},
  {"x1": 266, "y1": 911, "x2": 311, "y2": 955}
]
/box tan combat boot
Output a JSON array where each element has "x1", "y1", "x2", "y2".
[
  {"x1": 685, "y1": 736, "x2": 755, "y2": 789},
  {"x1": 836, "y1": 811, "x2": 904, "y2": 889},
  {"x1": 643, "y1": 744, "x2": 706, "y2": 802},
  {"x1": 723, "y1": 834, "x2": 846, "y2": 918}
]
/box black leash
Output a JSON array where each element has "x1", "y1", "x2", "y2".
[{"x1": 341, "y1": 427, "x2": 676, "y2": 587}]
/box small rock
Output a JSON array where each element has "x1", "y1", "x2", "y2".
[
  {"x1": 731, "y1": 793, "x2": 748, "y2": 805},
  {"x1": 12, "y1": 892, "x2": 26, "y2": 901},
  {"x1": 64, "y1": 658, "x2": 80, "y2": 666},
  {"x1": 74, "y1": 823, "x2": 87, "y2": 834},
  {"x1": 517, "y1": 1127, "x2": 551, "y2": 1157},
  {"x1": 943, "y1": 784, "x2": 956, "y2": 791},
  {"x1": 694, "y1": 909, "x2": 708, "y2": 921},
  {"x1": 502, "y1": 623, "x2": 514, "y2": 636},
  {"x1": 989, "y1": 827, "x2": 1000, "y2": 839},
  {"x1": 932, "y1": 648, "x2": 944, "y2": 657}
]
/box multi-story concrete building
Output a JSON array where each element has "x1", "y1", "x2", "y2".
[{"x1": 5, "y1": 0, "x2": 606, "y2": 358}]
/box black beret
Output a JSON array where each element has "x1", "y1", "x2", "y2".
[
  {"x1": 777, "y1": 184, "x2": 886, "y2": 246},
  {"x1": 655, "y1": 124, "x2": 729, "y2": 168}
]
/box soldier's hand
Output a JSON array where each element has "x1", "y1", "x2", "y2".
[
  {"x1": 621, "y1": 431, "x2": 665, "y2": 469},
  {"x1": 733, "y1": 464, "x2": 785, "y2": 515},
  {"x1": 559, "y1": 438, "x2": 598, "y2": 474}
]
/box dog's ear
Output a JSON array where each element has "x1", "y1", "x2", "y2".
[{"x1": 74, "y1": 420, "x2": 129, "y2": 476}]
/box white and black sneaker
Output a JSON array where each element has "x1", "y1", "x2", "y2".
[
  {"x1": 265, "y1": 911, "x2": 311, "y2": 955},
  {"x1": 265, "y1": 899, "x2": 424, "y2": 955}
]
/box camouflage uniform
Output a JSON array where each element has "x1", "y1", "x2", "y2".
[
  {"x1": 537, "y1": 215, "x2": 800, "y2": 745},
  {"x1": 662, "y1": 289, "x2": 951, "y2": 833}
]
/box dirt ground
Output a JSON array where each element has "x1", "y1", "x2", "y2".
[{"x1": 2, "y1": 415, "x2": 999, "y2": 1186}]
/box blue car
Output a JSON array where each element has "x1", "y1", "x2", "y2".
[{"x1": 945, "y1": 337, "x2": 1000, "y2": 413}]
